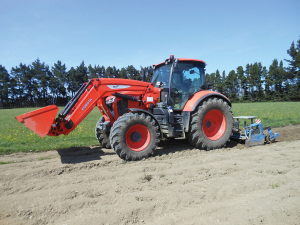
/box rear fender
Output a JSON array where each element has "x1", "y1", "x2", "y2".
[
  {"x1": 182, "y1": 91, "x2": 231, "y2": 132},
  {"x1": 183, "y1": 90, "x2": 231, "y2": 112}
]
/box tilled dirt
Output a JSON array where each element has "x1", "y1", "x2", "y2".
[{"x1": 0, "y1": 125, "x2": 300, "y2": 225}]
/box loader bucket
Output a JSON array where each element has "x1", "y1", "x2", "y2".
[{"x1": 15, "y1": 105, "x2": 59, "y2": 137}]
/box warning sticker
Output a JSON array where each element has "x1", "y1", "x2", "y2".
[
  {"x1": 255, "y1": 119, "x2": 261, "y2": 124},
  {"x1": 147, "y1": 97, "x2": 153, "y2": 102}
]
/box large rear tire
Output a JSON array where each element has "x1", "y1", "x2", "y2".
[
  {"x1": 110, "y1": 112, "x2": 160, "y2": 161},
  {"x1": 187, "y1": 98, "x2": 233, "y2": 150},
  {"x1": 95, "y1": 117, "x2": 111, "y2": 149}
]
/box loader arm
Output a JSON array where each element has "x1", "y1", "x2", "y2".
[{"x1": 16, "y1": 78, "x2": 160, "y2": 137}]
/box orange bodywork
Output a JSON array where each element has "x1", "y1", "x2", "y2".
[
  {"x1": 15, "y1": 78, "x2": 160, "y2": 137},
  {"x1": 15, "y1": 105, "x2": 59, "y2": 137},
  {"x1": 183, "y1": 90, "x2": 231, "y2": 112}
]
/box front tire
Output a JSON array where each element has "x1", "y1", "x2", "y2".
[
  {"x1": 110, "y1": 112, "x2": 160, "y2": 161},
  {"x1": 95, "y1": 117, "x2": 111, "y2": 149},
  {"x1": 187, "y1": 98, "x2": 233, "y2": 150}
]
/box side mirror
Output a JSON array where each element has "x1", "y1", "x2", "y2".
[
  {"x1": 208, "y1": 83, "x2": 214, "y2": 89},
  {"x1": 201, "y1": 83, "x2": 214, "y2": 90},
  {"x1": 140, "y1": 66, "x2": 145, "y2": 81}
]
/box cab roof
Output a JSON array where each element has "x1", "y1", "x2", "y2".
[{"x1": 153, "y1": 58, "x2": 206, "y2": 67}]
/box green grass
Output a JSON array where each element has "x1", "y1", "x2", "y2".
[
  {"x1": 0, "y1": 161, "x2": 13, "y2": 164},
  {"x1": 0, "y1": 102, "x2": 299, "y2": 154},
  {"x1": 231, "y1": 102, "x2": 300, "y2": 127},
  {"x1": 142, "y1": 174, "x2": 152, "y2": 181},
  {"x1": 0, "y1": 107, "x2": 101, "y2": 154},
  {"x1": 39, "y1": 157, "x2": 52, "y2": 161}
]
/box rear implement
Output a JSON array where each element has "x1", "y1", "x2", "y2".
[{"x1": 231, "y1": 116, "x2": 279, "y2": 146}]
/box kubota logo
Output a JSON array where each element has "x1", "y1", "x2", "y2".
[
  {"x1": 107, "y1": 85, "x2": 131, "y2": 89},
  {"x1": 82, "y1": 98, "x2": 92, "y2": 111}
]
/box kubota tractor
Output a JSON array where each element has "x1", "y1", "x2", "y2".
[{"x1": 16, "y1": 55, "x2": 234, "y2": 160}]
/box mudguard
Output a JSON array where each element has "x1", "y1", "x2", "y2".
[
  {"x1": 183, "y1": 90, "x2": 231, "y2": 112},
  {"x1": 181, "y1": 91, "x2": 231, "y2": 132}
]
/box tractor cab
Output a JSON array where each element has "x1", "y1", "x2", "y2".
[{"x1": 152, "y1": 56, "x2": 206, "y2": 110}]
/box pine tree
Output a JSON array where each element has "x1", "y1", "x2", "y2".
[
  {"x1": 236, "y1": 66, "x2": 247, "y2": 100},
  {"x1": 225, "y1": 70, "x2": 238, "y2": 102},
  {"x1": 11, "y1": 63, "x2": 36, "y2": 104},
  {"x1": 222, "y1": 70, "x2": 227, "y2": 96},
  {"x1": 285, "y1": 37, "x2": 300, "y2": 101},
  {"x1": 260, "y1": 65, "x2": 268, "y2": 101},
  {"x1": 244, "y1": 64, "x2": 252, "y2": 100},
  {"x1": 285, "y1": 38, "x2": 300, "y2": 79},
  {"x1": 100, "y1": 66, "x2": 107, "y2": 78},
  {"x1": 278, "y1": 60, "x2": 289, "y2": 101},
  {"x1": 119, "y1": 68, "x2": 128, "y2": 79},
  {"x1": 50, "y1": 61, "x2": 67, "y2": 104},
  {"x1": 76, "y1": 61, "x2": 88, "y2": 85},
  {"x1": 264, "y1": 63, "x2": 274, "y2": 101},
  {"x1": 256, "y1": 63, "x2": 265, "y2": 101},
  {"x1": 206, "y1": 72, "x2": 215, "y2": 90},
  {"x1": 269, "y1": 59, "x2": 285, "y2": 101},
  {"x1": 127, "y1": 65, "x2": 140, "y2": 80},
  {"x1": 215, "y1": 69, "x2": 223, "y2": 93},
  {"x1": 112, "y1": 66, "x2": 119, "y2": 78},
  {"x1": 67, "y1": 67, "x2": 78, "y2": 97},
  {"x1": 144, "y1": 66, "x2": 153, "y2": 82},
  {"x1": 205, "y1": 73, "x2": 210, "y2": 84},
  {"x1": 31, "y1": 58, "x2": 52, "y2": 104},
  {"x1": 88, "y1": 65, "x2": 97, "y2": 78},
  {"x1": 0, "y1": 65, "x2": 10, "y2": 108},
  {"x1": 10, "y1": 65, "x2": 25, "y2": 106},
  {"x1": 106, "y1": 66, "x2": 118, "y2": 78},
  {"x1": 51, "y1": 61, "x2": 67, "y2": 96}
]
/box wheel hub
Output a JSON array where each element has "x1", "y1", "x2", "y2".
[
  {"x1": 205, "y1": 120, "x2": 212, "y2": 129},
  {"x1": 131, "y1": 131, "x2": 142, "y2": 143}
]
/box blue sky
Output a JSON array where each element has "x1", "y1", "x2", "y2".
[{"x1": 1, "y1": 0, "x2": 299, "y2": 75}]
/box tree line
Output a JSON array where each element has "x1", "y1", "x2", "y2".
[
  {"x1": 0, "y1": 59, "x2": 153, "y2": 108},
  {"x1": 206, "y1": 37, "x2": 300, "y2": 102},
  {"x1": 0, "y1": 37, "x2": 299, "y2": 108}
]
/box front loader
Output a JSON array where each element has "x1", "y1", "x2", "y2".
[{"x1": 16, "y1": 55, "x2": 234, "y2": 160}]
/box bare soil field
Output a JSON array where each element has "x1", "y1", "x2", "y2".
[{"x1": 1, "y1": 125, "x2": 300, "y2": 225}]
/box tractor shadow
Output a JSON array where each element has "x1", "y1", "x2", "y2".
[
  {"x1": 226, "y1": 139, "x2": 244, "y2": 149},
  {"x1": 155, "y1": 138, "x2": 193, "y2": 156},
  {"x1": 155, "y1": 138, "x2": 242, "y2": 156},
  {"x1": 56, "y1": 139, "x2": 242, "y2": 163},
  {"x1": 57, "y1": 146, "x2": 115, "y2": 164}
]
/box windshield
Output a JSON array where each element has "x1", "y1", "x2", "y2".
[
  {"x1": 171, "y1": 62, "x2": 206, "y2": 110},
  {"x1": 152, "y1": 64, "x2": 172, "y2": 89},
  {"x1": 171, "y1": 62, "x2": 205, "y2": 93}
]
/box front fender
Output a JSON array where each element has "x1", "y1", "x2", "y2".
[{"x1": 183, "y1": 90, "x2": 231, "y2": 112}]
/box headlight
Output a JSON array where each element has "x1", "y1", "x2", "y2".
[{"x1": 106, "y1": 96, "x2": 116, "y2": 104}]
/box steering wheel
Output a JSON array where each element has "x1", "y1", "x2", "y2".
[
  {"x1": 171, "y1": 88, "x2": 180, "y2": 97},
  {"x1": 171, "y1": 87, "x2": 179, "y2": 93}
]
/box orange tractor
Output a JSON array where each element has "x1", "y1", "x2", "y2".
[{"x1": 16, "y1": 56, "x2": 233, "y2": 160}]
